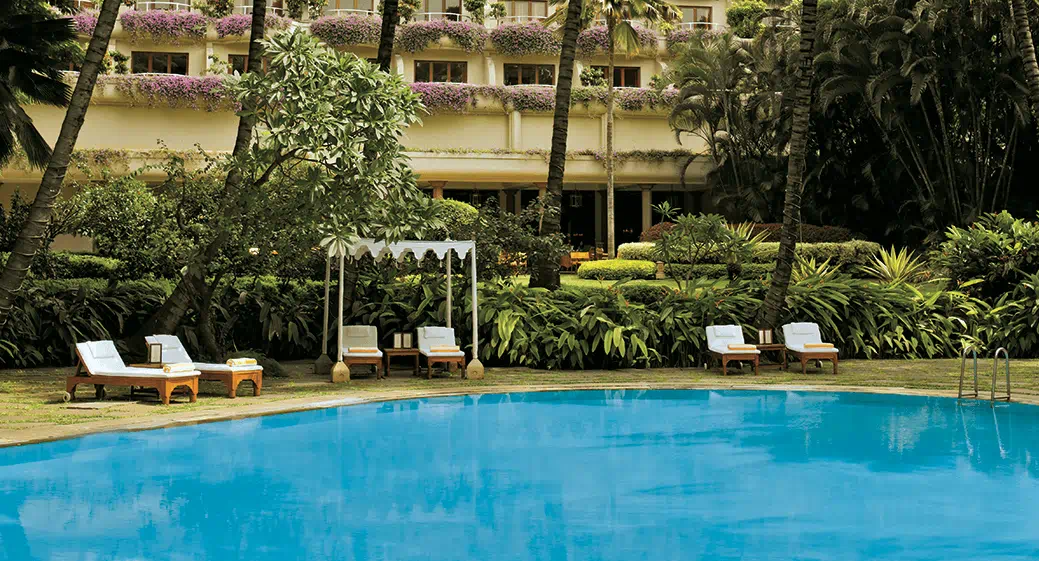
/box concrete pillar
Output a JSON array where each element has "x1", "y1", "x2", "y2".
[
  {"x1": 485, "y1": 56, "x2": 497, "y2": 85},
  {"x1": 641, "y1": 185, "x2": 653, "y2": 234},
  {"x1": 508, "y1": 111, "x2": 522, "y2": 150},
  {"x1": 594, "y1": 189, "x2": 604, "y2": 246},
  {"x1": 536, "y1": 182, "x2": 547, "y2": 199},
  {"x1": 498, "y1": 187, "x2": 508, "y2": 211},
  {"x1": 513, "y1": 189, "x2": 523, "y2": 214},
  {"x1": 430, "y1": 181, "x2": 445, "y2": 200},
  {"x1": 394, "y1": 54, "x2": 405, "y2": 76},
  {"x1": 599, "y1": 114, "x2": 608, "y2": 149},
  {"x1": 575, "y1": 61, "x2": 585, "y2": 84}
]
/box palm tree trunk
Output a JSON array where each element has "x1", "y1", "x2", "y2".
[
  {"x1": 134, "y1": 0, "x2": 268, "y2": 338},
  {"x1": 606, "y1": 18, "x2": 616, "y2": 258},
  {"x1": 757, "y1": 0, "x2": 817, "y2": 329},
  {"x1": 377, "y1": 0, "x2": 400, "y2": 72},
  {"x1": 1012, "y1": 0, "x2": 1039, "y2": 114},
  {"x1": 529, "y1": 0, "x2": 583, "y2": 290},
  {"x1": 0, "y1": 0, "x2": 121, "y2": 327}
]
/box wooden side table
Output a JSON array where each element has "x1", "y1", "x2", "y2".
[
  {"x1": 755, "y1": 344, "x2": 787, "y2": 370},
  {"x1": 384, "y1": 348, "x2": 420, "y2": 377}
]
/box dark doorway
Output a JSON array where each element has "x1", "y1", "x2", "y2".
[
  {"x1": 562, "y1": 191, "x2": 595, "y2": 249},
  {"x1": 615, "y1": 191, "x2": 642, "y2": 246}
]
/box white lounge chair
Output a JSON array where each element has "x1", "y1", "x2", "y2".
[
  {"x1": 417, "y1": 326, "x2": 466, "y2": 379},
  {"x1": 706, "y1": 325, "x2": 760, "y2": 375},
  {"x1": 781, "y1": 322, "x2": 839, "y2": 375},
  {"x1": 68, "y1": 340, "x2": 199, "y2": 405},
  {"x1": 340, "y1": 325, "x2": 384, "y2": 379},
  {"x1": 145, "y1": 335, "x2": 263, "y2": 398}
]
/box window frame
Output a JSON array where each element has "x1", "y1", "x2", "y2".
[
  {"x1": 131, "y1": 51, "x2": 189, "y2": 74},
  {"x1": 503, "y1": 63, "x2": 555, "y2": 86},
  {"x1": 680, "y1": 5, "x2": 713, "y2": 25},
  {"x1": 505, "y1": 0, "x2": 548, "y2": 18},
  {"x1": 592, "y1": 65, "x2": 641, "y2": 88},
  {"x1": 414, "y1": 60, "x2": 468, "y2": 83}
]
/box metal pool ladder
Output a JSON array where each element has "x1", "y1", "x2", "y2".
[{"x1": 958, "y1": 346, "x2": 1011, "y2": 405}]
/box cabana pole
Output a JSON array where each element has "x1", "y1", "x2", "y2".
[
  {"x1": 467, "y1": 245, "x2": 484, "y2": 379},
  {"x1": 445, "y1": 248, "x2": 452, "y2": 329},
  {"x1": 331, "y1": 249, "x2": 350, "y2": 382},
  {"x1": 314, "y1": 252, "x2": 333, "y2": 375}
]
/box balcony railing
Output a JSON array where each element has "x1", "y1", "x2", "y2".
[
  {"x1": 234, "y1": 4, "x2": 286, "y2": 15},
  {"x1": 134, "y1": 1, "x2": 192, "y2": 11},
  {"x1": 412, "y1": 11, "x2": 470, "y2": 22},
  {"x1": 677, "y1": 21, "x2": 725, "y2": 31},
  {"x1": 75, "y1": 0, "x2": 96, "y2": 9},
  {"x1": 323, "y1": 8, "x2": 379, "y2": 17},
  {"x1": 498, "y1": 15, "x2": 546, "y2": 23}
]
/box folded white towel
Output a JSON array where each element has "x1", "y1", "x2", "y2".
[{"x1": 163, "y1": 363, "x2": 194, "y2": 373}]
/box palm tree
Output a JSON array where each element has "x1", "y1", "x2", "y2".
[
  {"x1": 0, "y1": 0, "x2": 122, "y2": 327},
  {"x1": 529, "y1": 0, "x2": 584, "y2": 289},
  {"x1": 376, "y1": 0, "x2": 400, "y2": 71},
  {"x1": 757, "y1": 0, "x2": 818, "y2": 329},
  {"x1": 548, "y1": 0, "x2": 679, "y2": 259},
  {"x1": 1011, "y1": 0, "x2": 1039, "y2": 114},
  {"x1": 0, "y1": 2, "x2": 78, "y2": 169}
]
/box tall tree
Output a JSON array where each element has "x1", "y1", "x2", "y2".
[
  {"x1": 756, "y1": 0, "x2": 818, "y2": 328},
  {"x1": 0, "y1": 0, "x2": 121, "y2": 327},
  {"x1": 134, "y1": 0, "x2": 270, "y2": 342},
  {"x1": 1011, "y1": 0, "x2": 1039, "y2": 114},
  {"x1": 376, "y1": 0, "x2": 400, "y2": 71},
  {"x1": 530, "y1": 0, "x2": 584, "y2": 289}
]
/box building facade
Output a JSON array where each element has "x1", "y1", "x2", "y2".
[{"x1": 3, "y1": 0, "x2": 727, "y2": 251}]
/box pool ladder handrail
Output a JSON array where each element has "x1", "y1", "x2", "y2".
[
  {"x1": 958, "y1": 346, "x2": 978, "y2": 400},
  {"x1": 991, "y1": 347, "x2": 1011, "y2": 404}
]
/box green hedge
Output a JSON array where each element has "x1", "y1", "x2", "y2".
[
  {"x1": 0, "y1": 252, "x2": 124, "y2": 280},
  {"x1": 668, "y1": 263, "x2": 775, "y2": 278},
  {"x1": 640, "y1": 222, "x2": 856, "y2": 243},
  {"x1": 577, "y1": 259, "x2": 657, "y2": 280},
  {"x1": 616, "y1": 241, "x2": 881, "y2": 269}
]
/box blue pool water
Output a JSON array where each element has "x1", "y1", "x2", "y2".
[{"x1": 1, "y1": 390, "x2": 1039, "y2": 560}]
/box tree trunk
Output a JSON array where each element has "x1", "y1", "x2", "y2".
[
  {"x1": 0, "y1": 0, "x2": 121, "y2": 327},
  {"x1": 134, "y1": 0, "x2": 267, "y2": 338},
  {"x1": 606, "y1": 19, "x2": 616, "y2": 258},
  {"x1": 529, "y1": 0, "x2": 582, "y2": 290},
  {"x1": 756, "y1": 0, "x2": 817, "y2": 329},
  {"x1": 1012, "y1": 0, "x2": 1039, "y2": 115},
  {"x1": 376, "y1": 0, "x2": 400, "y2": 72}
]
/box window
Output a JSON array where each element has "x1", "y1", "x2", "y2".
[
  {"x1": 680, "y1": 6, "x2": 712, "y2": 26},
  {"x1": 503, "y1": 64, "x2": 555, "y2": 86},
  {"x1": 592, "y1": 66, "x2": 640, "y2": 87},
  {"x1": 414, "y1": 61, "x2": 467, "y2": 83},
  {"x1": 420, "y1": 0, "x2": 462, "y2": 20},
  {"x1": 505, "y1": 0, "x2": 548, "y2": 20},
  {"x1": 228, "y1": 54, "x2": 269, "y2": 74},
  {"x1": 131, "y1": 52, "x2": 188, "y2": 74}
]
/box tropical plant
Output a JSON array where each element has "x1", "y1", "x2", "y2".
[
  {"x1": 286, "y1": 0, "x2": 305, "y2": 19},
  {"x1": 580, "y1": 65, "x2": 607, "y2": 86},
  {"x1": 463, "y1": 0, "x2": 486, "y2": 23},
  {"x1": 528, "y1": 0, "x2": 583, "y2": 290},
  {"x1": 307, "y1": 0, "x2": 329, "y2": 19},
  {"x1": 489, "y1": 1, "x2": 507, "y2": 20},
  {"x1": 725, "y1": 0, "x2": 768, "y2": 38},
  {"x1": 862, "y1": 246, "x2": 926, "y2": 285},
  {"x1": 757, "y1": 0, "x2": 817, "y2": 329},
  {"x1": 791, "y1": 255, "x2": 839, "y2": 283},
  {"x1": 548, "y1": 0, "x2": 680, "y2": 260},
  {"x1": 932, "y1": 211, "x2": 1039, "y2": 300},
  {"x1": 0, "y1": 0, "x2": 122, "y2": 329},
  {"x1": 651, "y1": 205, "x2": 761, "y2": 289}
]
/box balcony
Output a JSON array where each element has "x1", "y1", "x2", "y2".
[
  {"x1": 75, "y1": 0, "x2": 96, "y2": 9},
  {"x1": 323, "y1": 7, "x2": 379, "y2": 17},
  {"x1": 412, "y1": 11, "x2": 470, "y2": 22},
  {"x1": 676, "y1": 21, "x2": 725, "y2": 31},
  {"x1": 497, "y1": 14, "x2": 546, "y2": 24},
  {"x1": 134, "y1": 1, "x2": 192, "y2": 11},
  {"x1": 234, "y1": 4, "x2": 286, "y2": 15}
]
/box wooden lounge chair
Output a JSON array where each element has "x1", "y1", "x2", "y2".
[
  {"x1": 781, "y1": 322, "x2": 839, "y2": 375},
  {"x1": 68, "y1": 341, "x2": 199, "y2": 405},
  {"x1": 706, "y1": 325, "x2": 760, "y2": 375},
  {"x1": 417, "y1": 326, "x2": 466, "y2": 379},
  {"x1": 340, "y1": 325, "x2": 384, "y2": 379},
  {"x1": 145, "y1": 335, "x2": 263, "y2": 398}
]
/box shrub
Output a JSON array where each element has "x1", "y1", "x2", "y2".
[
  {"x1": 642, "y1": 222, "x2": 854, "y2": 243},
  {"x1": 667, "y1": 263, "x2": 775, "y2": 279},
  {"x1": 199, "y1": 0, "x2": 234, "y2": 18},
  {"x1": 73, "y1": 10, "x2": 97, "y2": 35},
  {"x1": 118, "y1": 10, "x2": 209, "y2": 43},
  {"x1": 0, "y1": 252, "x2": 124, "y2": 280},
  {"x1": 309, "y1": 15, "x2": 383, "y2": 46},
  {"x1": 489, "y1": 22, "x2": 561, "y2": 56},
  {"x1": 214, "y1": 13, "x2": 293, "y2": 38},
  {"x1": 725, "y1": 0, "x2": 769, "y2": 37},
  {"x1": 580, "y1": 66, "x2": 607, "y2": 87},
  {"x1": 617, "y1": 242, "x2": 656, "y2": 261},
  {"x1": 576, "y1": 25, "x2": 658, "y2": 55},
  {"x1": 621, "y1": 240, "x2": 880, "y2": 268},
  {"x1": 431, "y1": 198, "x2": 479, "y2": 239},
  {"x1": 639, "y1": 221, "x2": 674, "y2": 241},
  {"x1": 932, "y1": 211, "x2": 1039, "y2": 301},
  {"x1": 104, "y1": 74, "x2": 230, "y2": 111},
  {"x1": 463, "y1": 0, "x2": 486, "y2": 24},
  {"x1": 577, "y1": 259, "x2": 656, "y2": 280},
  {"x1": 395, "y1": 20, "x2": 489, "y2": 53}
]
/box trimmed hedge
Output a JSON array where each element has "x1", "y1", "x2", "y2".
[
  {"x1": 615, "y1": 240, "x2": 881, "y2": 268},
  {"x1": 1, "y1": 252, "x2": 123, "y2": 280},
  {"x1": 639, "y1": 222, "x2": 855, "y2": 243},
  {"x1": 577, "y1": 259, "x2": 656, "y2": 280},
  {"x1": 668, "y1": 263, "x2": 775, "y2": 278}
]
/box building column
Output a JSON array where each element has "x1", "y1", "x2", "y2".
[
  {"x1": 641, "y1": 185, "x2": 653, "y2": 234},
  {"x1": 485, "y1": 56, "x2": 497, "y2": 85},
  {"x1": 513, "y1": 189, "x2": 523, "y2": 214},
  {"x1": 430, "y1": 181, "x2": 445, "y2": 200},
  {"x1": 498, "y1": 187, "x2": 508, "y2": 211},
  {"x1": 508, "y1": 111, "x2": 522, "y2": 150},
  {"x1": 594, "y1": 189, "x2": 604, "y2": 247},
  {"x1": 536, "y1": 182, "x2": 547, "y2": 199}
]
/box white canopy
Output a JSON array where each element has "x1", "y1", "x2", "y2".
[{"x1": 320, "y1": 238, "x2": 481, "y2": 379}]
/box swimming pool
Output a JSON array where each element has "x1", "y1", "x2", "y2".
[{"x1": 1, "y1": 390, "x2": 1037, "y2": 560}]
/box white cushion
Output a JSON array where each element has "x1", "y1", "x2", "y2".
[
  {"x1": 706, "y1": 325, "x2": 755, "y2": 355},
  {"x1": 144, "y1": 334, "x2": 194, "y2": 364},
  {"x1": 193, "y1": 362, "x2": 263, "y2": 373},
  {"x1": 782, "y1": 323, "x2": 837, "y2": 354},
  {"x1": 340, "y1": 325, "x2": 379, "y2": 351},
  {"x1": 75, "y1": 342, "x2": 200, "y2": 378},
  {"x1": 420, "y1": 350, "x2": 465, "y2": 358},
  {"x1": 343, "y1": 349, "x2": 384, "y2": 358}
]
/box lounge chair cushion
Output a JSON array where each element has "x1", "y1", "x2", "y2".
[
  {"x1": 339, "y1": 325, "x2": 384, "y2": 358},
  {"x1": 76, "y1": 341, "x2": 200, "y2": 378},
  {"x1": 418, "y1": 327, "x2": 465, "y2": 358},
  {"x1": 193, "y1": 362, "x2": 264, "y2": 373},
  {"x1": 145, "y1": 334, "x2": 264, "y2": 371},
  {"x1": 782, "y1": 323, "x2": 839, "y2": 354},
  {"x1": 706, "y1": 325, "x2": 759, "y2": 356}
]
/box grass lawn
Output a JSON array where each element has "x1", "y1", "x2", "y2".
[{"x1": 2, "y1": 358, "x2": 1039, "y2": 445}]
